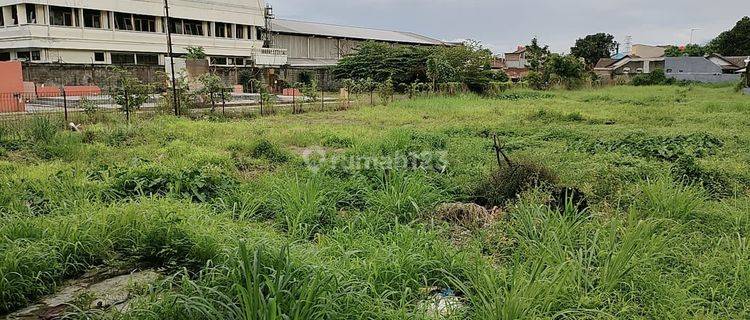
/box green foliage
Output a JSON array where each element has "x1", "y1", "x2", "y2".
[
  {"x1": 707, "y1": 16, "x2": 750, "y2": 56},
  {"x1": 473, "y1": 159, "x2": 559, "y2": 207},
  {"x1": 238, "y1": 70, "x2": 256, "y2": 92},
  {"x1": 335, "y1": 40, "x2": 494, "y2": 94},
  {"x1": 636, "y1": 177, "x2": 705, "y2": 220},
  {"x1": 109, "y1": 67, "x2": 154, "y2": 114},
  {"x1": 571, "y1": 33, "x2": 618, "y2": 66},
  {"x1": 3, "y1": 86, "x2": 750, "y2": 319},
  {"x1": 96, "y1": 163, "x2": 236, "y2": 202},
  {"x1": 583, "y1": 132, "x2": 723, "y2": 161},
  {"x1": 631, "y1": 69, "x2": 676, "y2": 86},
  {"x1": 26, "y1": 117, "x2": 58, "y2": 143},
  {"x1": 271, "y1": 176, "x2": 337, "y2": 239},
  {"x1": 198, "y1": 73, "x2": 230, "y2": 111},
  {"x1": 233, "y1": 242, "x2": 332, "y2": 320},
  {"x1": 545, "y1": 53, "x2": 587, "y2": 89},
  {"x1": 79, "y1": 97, "x2": 99, "y2": 121},
  {"x1": 378, "y1": 78, "x2": 394, "y2": 106},
  {"x1": 664, "y1": 44, "x2": 708, "y2": 57},
  {"x1": 334, "y1": 41, "x2": 432, "y2": 84},
  {"x1": 186, "y1": 46, "x2": 207, "y2": 60},
  {"x1": 525, "y1": 38, "x2": 550, "y2": 73}
]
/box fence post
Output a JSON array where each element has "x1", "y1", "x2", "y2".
[
  {"x1": 259, "y1": 93, "x2": 264, "y2": 116},
  {"x1": 221, "y1": 87, "x2": 226, "y2": 116},
  {"x1": 62, "y1": 89, "x2": 69, "y2": 124},
  {"x1": 292, "y1": 87, "x2": 295, "y2": 114},
  {"x1": 124, "y1": 88, "x2": 130, "y2": 123},
  {"x1": 321, "y1": 83, "x2": 324, "y2": 112}
]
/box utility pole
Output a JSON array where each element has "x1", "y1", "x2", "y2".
[
  {"x1": 164, "y1": 0, "x2": 179, "y2": 116},
  {"x1": 689, "y1": 28, "x2": 701, "y2": 45}
]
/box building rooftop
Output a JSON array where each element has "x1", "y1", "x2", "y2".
[{"x1": 270, "y1": 19, "x2": 447, "y2": 45}]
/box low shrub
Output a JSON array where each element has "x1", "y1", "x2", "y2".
[
  {"x1": 473, "y1": 159, "x2": 559, "y2": 207},
  {"x1": 631, "y1": 69, "x2": 675, "y2": 86},
  {"x1": 636, "y1": 177, "x2": 705, "y2": 220},
  {"x1": 582, "y1": 132, "x2": 723, "y2": 161},
  {"x1": 26, "y1": 117, "x2": 58, "y2": 143},
  {"x1": 672, "y1": 156, "x2": 734, "y2": 198},
  {"x1": 97, "y1": 164, "x2": 235, "y2": 202},
  {"x1": 250, "y1": 139, "x2": 291, "y2": 163}
]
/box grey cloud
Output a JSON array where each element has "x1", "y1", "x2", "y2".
[{"x1": 270, "y1": 0, "x2": 749, "y2": 54}]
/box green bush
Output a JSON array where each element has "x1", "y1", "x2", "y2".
[
  {"x1": 631, "y1": 69, "x2": 676, "y2": 86},
  {"x1": 474, "y1": 159, "x2": 559, "y2": 207},
  {"x1": 26, "y1": 117, "x2": 58, "y2": 143}
]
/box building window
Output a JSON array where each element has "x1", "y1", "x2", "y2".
[
  {"x1": 134, "y1": 15, "x2": 156, "y2": 32},
  {"x1": 114, "y1": 12, "x2": 133, "y2": 30},
  {"x1": 215, "y1": 22, "x2": 230, "y2": 38},
  {"x1": 0, "y1": 8, "x2": 4, "y2": 26},
  {"x1": 169, "y1": 19, "x2": 183, "y2": 34},
  {"x1": 623, "y1": 67, "x2": 631, "y2": 74},
  {"x1": 236, "y1": 25, "x2": 245, "y2": 39},
  {"x1": 0, "y1": 52, "x2": 10, "y2": 61},
  {"x1": 26, "y1": 4, "x2": 36, "y2": 24},
  {"x1": 111, "y1": 53, "x2": 136, "y2": 64},
  {"x1": 16, "y1": 50, "x2": 41, "y2": 61},
  {"x1": 210, "y1": 57, "x2": 227, "y2": 65},
  {"x1": 136, "y1": 53, "x2": 159, "y2": 65},
  {"x1": 636, "y1": 68, "x2": 643, "y2": 73},
  {"x1": 94, "y1": 52, "x2": 105, "y2": 62},
  {"x1": 11, "y1": 5, "x2": 18, "y2": 25},
  {"x1": 666, "y1": 69, "x2": 673, "y2": 73},
  {"x1": 83, "y1": 9, "x2": 101, "y2": 28},
  {"x1": 256, "y1": 27, "x2": 264, "y2": 41},
  {"x1": 50, "y1": 6, "x2": 74, "y2": 26},
  {"x1": 183, "y1": 19, "x2": 204, "y2": 36}
]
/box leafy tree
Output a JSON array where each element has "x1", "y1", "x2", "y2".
[
  {"x1": 109, "y1": 67, "x2": 153, "y2": 117},
  {"x1": 545, "y1": 54, "x2": 587, "y2": 89},
  {"x1": 525, "y1": 38, "x2": 550, "y2": 73},
  {"x1": 665, "y1": 44, "x2": 707, "y2": 57},
  {"x1": 707, "y1": 16, "x2": 750, "y2": 56},
  {"x1": 185, "y1": 46, "x2": 207, "y2": 60},
  {"x1": 334, "y1": 42, "x2": 431, "y2": 84},
  {"x1": 378, "y1": 78, "x2": 394, "y2": 106},
  {"x1": 197, "y1": 74, "x2": 229, "y2": 111},
  {"x1": 571, "y1": 33, "x2": 618, "y2": 66}
]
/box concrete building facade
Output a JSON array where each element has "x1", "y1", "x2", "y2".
[{"x1": 0, "y1": 0, "x2": 289, "y2": 86}]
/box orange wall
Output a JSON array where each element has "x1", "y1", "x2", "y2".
[{"x1": 0, "y1": 61, "x2": 25, "y2": 112}]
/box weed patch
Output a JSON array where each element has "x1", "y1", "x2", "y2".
[{"x1": 580, "y1": 132, "x2": 723, "y2": 161}]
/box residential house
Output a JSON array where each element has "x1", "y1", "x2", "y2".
[
  {"x1": 666, "y1": 54, "x2": 747, "y2": 83},
  {"x1": 502, "y1": 46, "x2": 529, "y2": 81},
  {"x1": 594, "y1": 55, "x2": 666, "y2": 82}
]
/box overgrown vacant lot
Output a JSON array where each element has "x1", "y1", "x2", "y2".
[{"x1": 1, "y1": 85, "x2": 750, "y2": 319}]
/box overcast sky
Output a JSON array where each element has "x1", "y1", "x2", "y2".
[{"x1": 271, "y1": 0, "x2": 750, "y2": 55}]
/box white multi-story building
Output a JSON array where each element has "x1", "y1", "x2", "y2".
[{"x1": 0, "y1": 0, "x2": 286, "y2": 67}]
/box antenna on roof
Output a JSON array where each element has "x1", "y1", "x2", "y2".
[
  {"x1": 263, "y1": 4, "x2": 275, "y2": 47},
  {"x1": 624, "y1": 36, "x2": 632, "y2": 55}
]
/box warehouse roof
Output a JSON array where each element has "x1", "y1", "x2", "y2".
[{"x1": 270, "y1": 19, "x2": 447, "y2": 46}]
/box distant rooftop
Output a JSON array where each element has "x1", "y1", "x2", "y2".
[{"x1": 270, "y1": 19, "x2": 447, "y2": 46}]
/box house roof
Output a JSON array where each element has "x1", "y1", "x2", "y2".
[
  {"x1": 724, "y1": 56, "x2": 750, "y2": 68},
  {"x1": 595, "y1": 58, "x2": 616, "y2": 69},
  {"x1": 270, "y1": 19, "x2": 447, "y2": 45}
]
